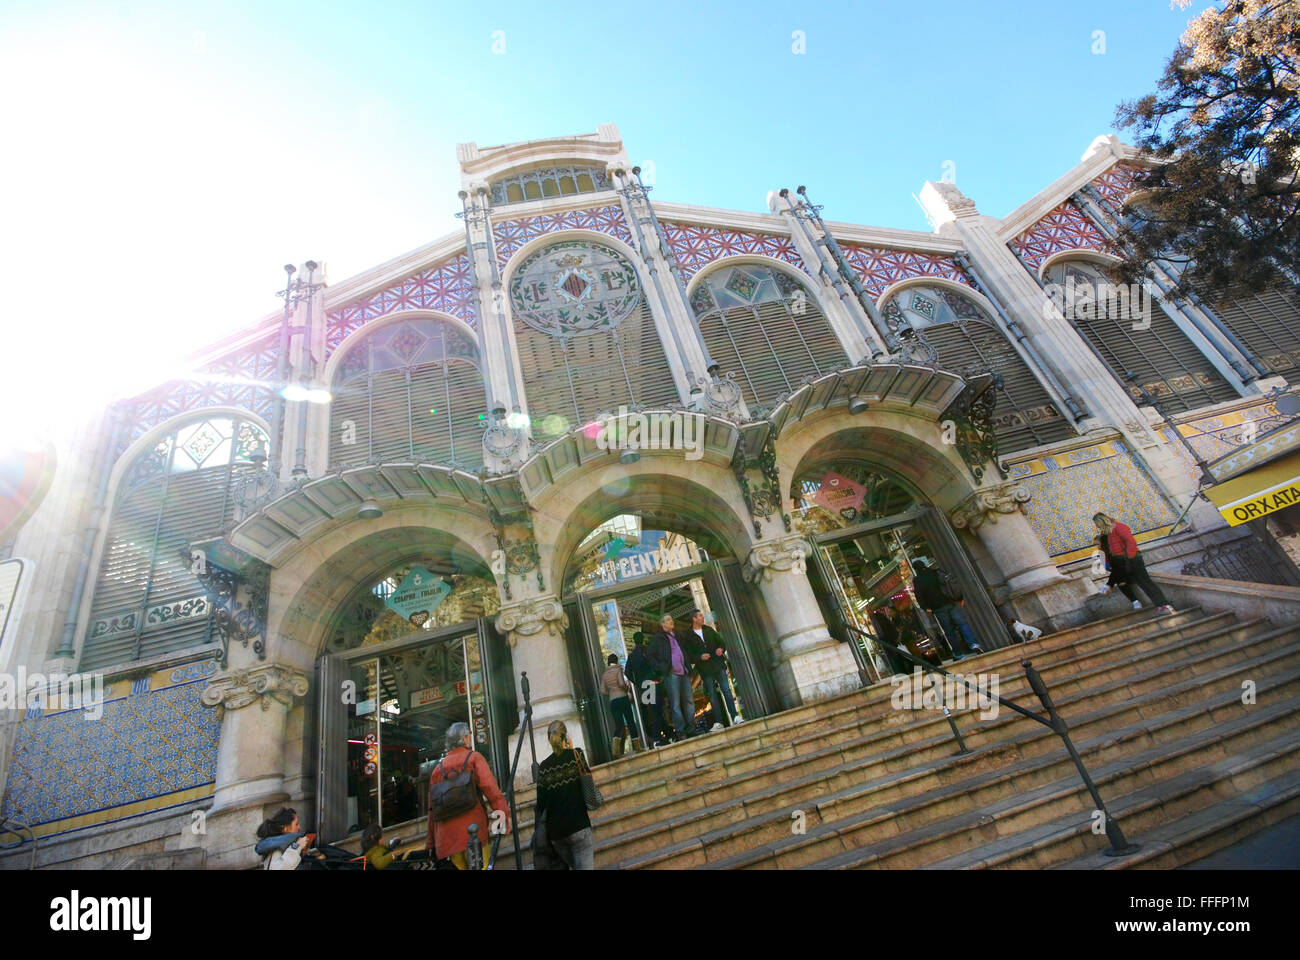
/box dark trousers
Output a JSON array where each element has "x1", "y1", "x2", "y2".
[
  {"x1": 1125, "y1": 554, "x2": 1169, "y2": 607},
  {"x1": 608, "y1": 696, "x2": 637, "y2": 738}
]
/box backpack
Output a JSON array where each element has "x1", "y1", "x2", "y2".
[
  {"x1": 937, "y1": 569, "x2": 963, "y2": 604},
  {"x1": 429, "y1": 751, "x2": 479, "y2": 821}
]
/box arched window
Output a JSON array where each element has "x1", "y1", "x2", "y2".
[
  {"x1": 691, "y1": 264, "x2": 849, "y2": 414},
  {"x1": 329, "y1": 318, "x2": 486, "y2": 470},
  {"x1": 882, "y1": 284, "x2": 1074, "y2": 453},
  {"x1": 82, "y1": 417, "x2": 269, "y2": 671},
  {"x1": 509, "y1": 240, "x2": 678, "y2": 436},
  {"x1": 1043, "y1": 260, "x2": 1237, "y2": 413},
  {"x1": 489, "y1": 165, "x2": 612, "y2": 206}
]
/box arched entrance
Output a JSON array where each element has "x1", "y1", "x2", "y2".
[
  {"x1": 792, "y1": 432, "x2": 1009, "y2": 683},
  {"x1": 547, "y1": 471, "x2": 774, "y2": 764}
]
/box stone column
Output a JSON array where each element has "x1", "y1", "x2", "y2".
[
  {"x1": 180, "y1": 662, "x2": 309, "y2": 868},
  {"x1": 495, "y1": 595, "x2": 581, "y2": 786},
  {"x1": 744, "y1": 534, "x2": 861, "y2": 708},
  {"x1": 949, "y1": 482, "x2": 1092, "y2": 630}
]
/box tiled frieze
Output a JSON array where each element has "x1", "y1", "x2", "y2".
[
  {"x1": 837, "y1": 243, "x2": 972, "y2": 298},
  {"x1": 0, "y1": 658, "x2": 221, "y2": 840},
  {"x1": 661, "y1": 221, "x2": 807, "y2": 281},
  {"x1": 493, "y1": 205, "x2": 633, "y2": 269},
  {"x1": 325, "y1": 252, "x2": 478, "y2": 354},
  {"x1": 1010, "y1": 440, "x2": 1177, "y2": 562},
  {"x1": 1010, "y1": 201, "x2": 1112, "y2": 273},
  {"x1": 1090, "y1": 162, "x2": 1145, "y2": 209}
]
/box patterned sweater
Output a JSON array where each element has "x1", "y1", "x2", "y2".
[{"x1": 535, "y1": 748, "x2": 592, "y2": 841}]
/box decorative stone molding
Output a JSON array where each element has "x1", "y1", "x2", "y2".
[
  {"x1": 694, "y1": 371, "x2": 744, "y2": 419},
  {"x1": 743, "y1": 535, "x2": 812, "y2": 583},
  {"x1": 920, "y1": 180, "x2": 980, "y2": 226},
  {"x1": 200, "y1": 664, "x2": 309, "y2": 720},
  {"x1": 495, "y1": 597, "x2": 567, "y2": 647},
  {"x1": 949, "y1": 483, "x2": 1032, "y2": 532}
]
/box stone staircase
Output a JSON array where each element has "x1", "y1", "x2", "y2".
[{"x1": 495, "y1": 606, "x2": 1300, "y2": 870}]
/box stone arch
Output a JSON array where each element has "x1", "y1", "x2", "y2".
[
  {"x1": 1037, "y1": 248, "x2": 1123, "y2": 281},
  {"x1": 321, "y1": 308, "x2": 481, "y2": 386},
  {"x1": 874, "y1": 274, "x2": 999, "y2": 321}
]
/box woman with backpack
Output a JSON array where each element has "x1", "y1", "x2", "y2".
[
  {"x1": 425, "y1": 721, "x2": 510, "y2": 870},
  {"x1": 1093, "y1": 513, "x2": 1175, "y2": 614}
]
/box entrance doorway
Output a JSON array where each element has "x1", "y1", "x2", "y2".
[
  {"x1": 810, "y1": 505, "x2": 1006, "y2": 683},
  {"x1": 561, "y1": 518, "x2": 774, "y2": 764}
]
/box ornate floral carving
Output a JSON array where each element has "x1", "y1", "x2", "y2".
[
  {"x1": 944, "y1": 380, "x2": 1009, "y2": 484},
  {"x1": 949, "y1": 483, "x2": 1032, "y2": 532},
  {"x1": 186, "y1": 548, "x2": 271, "y2": 668},
  {"x1": 696, "y1": 371, "x2": 743, "y2": 418},
  {"x1": 495, "y1": 597, "x2": 567, "y2": 647},
  {"x1": 927, "y1": 180, "x2": 979, "y2": 218},
  {"x1": 200, "y1": 663, "x2": 309, "y2": 720},
  {"x1": 482, "y1": 415, "x2": 527, "y2": 466},
  {"x1": 742, "y1": 535, "x2": 812, "y2": 583}
]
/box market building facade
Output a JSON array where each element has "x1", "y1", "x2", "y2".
[{"x1": 3, "y1": 124, "x2": 1299, "y2": 868}]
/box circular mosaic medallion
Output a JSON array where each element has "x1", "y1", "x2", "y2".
[{"x1": 509, "y1": 240, "x2": 641, "y2": 337}]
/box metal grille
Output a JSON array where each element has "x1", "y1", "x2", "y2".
[
  {"x1": 329, "y1": 319, "x2": 486, "y2": 470},
  {"x1": 1180, "y1": 536, "x2": 1295, "y2": 586},
  {"x1": 514, "y1": 297, "x2": 678, "y2": 427},
  {"x1": 82, "y1": 419, "x2": 266, "y2": 672},
  {"x1": 918, "y1": 319, "x2": 1075, "y2": 453},
  {"x1": 1198, "y1": 284, "x2": 1300, "y2": 383},
  {"x1": 1045, "y1": 262, "x2": 1237, "y2": 413}
]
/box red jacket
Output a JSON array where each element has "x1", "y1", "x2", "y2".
[
  {"x1": 1106, "y1": 522, "x2": 1140, "y2": 560},
  {"x1": 425, "y1": 746, "x2": 510, "y2": 858}
]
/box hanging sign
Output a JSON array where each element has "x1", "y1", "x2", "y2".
[
  {"x1": 384, "y1": 565, "x2": 451, "y2": 628},
  {"x1": 811, "y1": 471, "x2": 867, "y2": 521}
]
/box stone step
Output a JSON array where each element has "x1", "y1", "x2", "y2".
[
  {"x1": 496, "y1": 627, "x2": 1300, "y2": 869},
  {"x1": 505, "y1": 617, "x2": 1293, "y2": 830},
  {"x1": 1049, "y1": 768, "x2": 1300, "y2": 870},
  {"x1": 622, "y1": 666, "x2": 1300, "y2": 870},
  {"x1": 510, "y1": 607, "x2": 1215, "y2": 807}
]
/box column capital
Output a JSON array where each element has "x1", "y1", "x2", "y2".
[
  {"x1": 949, "y1": 481, "x2": 1032, "y2": 532},
  {"x1": 200, "y1": 662, "x2": 309, "y2": 720},
  {"x1": 495, "y1": 595, "x2": 567, "y2": 646},
  {"x1": 743, "y1": 534, "x2": 812, "y2": 583}
]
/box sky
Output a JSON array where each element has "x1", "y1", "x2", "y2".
[{"x1": 0, "y1": 0, "x2": 1215, "y2": 445}]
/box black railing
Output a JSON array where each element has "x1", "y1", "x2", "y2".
[
  {"x1": 483, "y1": 671, "x2": 539, "y2": 870},
  {"x1": 844, "y1": 624, "x2": 1138, "y2": 857}
]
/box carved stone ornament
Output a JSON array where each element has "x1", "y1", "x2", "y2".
[
  {"x1": 495, "y1": 597, "x2": 567, "y2": 647},
  {"x1": 949, "y1": 483, "x2": 1032, "y2": 532},
  {"x1": 200, "y1": 663, "x2": 310, "y2": 720},
  {"x1": 696, "y1": 371, "x2": 743, "y2": 418},
  {"x1": 742, "y1": 535, "x2": 813, "y2": 584},
  {"x1": 928, "y1": 180, "x2": 979, "y2": 218},
  {"x1": 482, "y1": 416, "x2": 527, "y2": 466}
]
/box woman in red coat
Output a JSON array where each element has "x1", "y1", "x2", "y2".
[
  {"x1": 425, "y1": 722, "x2": 510, "y2": 870},
  {"x1": 1093, "y1": 513, "x2": 1175, "y2": 614}
]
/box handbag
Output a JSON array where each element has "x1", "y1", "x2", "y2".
[
  {"x1": 428, "y1": 751, "x2": 479, "y2": 821},
  {"x1": 573, "y1": 747, "x2": 604, "y2": 811}
]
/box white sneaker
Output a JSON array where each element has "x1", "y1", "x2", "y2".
[
  {"x1": 734, "y1": 717, "x2": 745, "y2": 724},
  {"x1": 710, "y1": 722, "x2": 725, "y2": 732},
  {"x1": 1132, "y1": 600, "x2": 1143, "y2": 610}
]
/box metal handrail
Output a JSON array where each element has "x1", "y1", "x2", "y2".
[
  {"x1": 844, "y1": 623, "x2": 1138, "y2": 857},
  {"x1": 0, "y1": 815, "x2": 38, "y2": 870},
  {"x1": 483, "y1": 671, "x2": 538, "y2": 870}
]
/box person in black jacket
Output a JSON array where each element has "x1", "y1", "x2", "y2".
[
  {"x1": 647, "y1": 614, "x2": 700, "y2": 740},
  {"x1": 686, "y1": 609, "x2": 741, "y2": 729},
  {"x1": 911, "y1": 559, "x2": 983, "y2": 658},
  {"x1": 625, "y1": 632, "x2": 671, "y2": 746},
  {"x1": 533, "y1": 720, "x2": 594, "y2": 870}
]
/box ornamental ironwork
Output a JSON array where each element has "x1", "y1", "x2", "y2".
[
  {"x1": 186, "y1": 548, "x2": 270, "y2": 669},
  {"x1": 509, "y1": 240, "x2": 642, "y2": 338},
  {"x1": 945, "y1": 381, "x2": 1009, "y2": 485}
]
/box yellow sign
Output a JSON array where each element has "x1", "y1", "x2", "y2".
[{"x1": 1206, "y1": 452, "x2": 1300, "y2": 527}]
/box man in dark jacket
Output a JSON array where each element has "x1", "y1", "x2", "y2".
[
  {"x1": 686, "y1": 609, "x2": 741, "y2": 729},
  {"x1": 647, "y1": 614, "x2": 700, "y2": 740},
  {"x1": 912, "y1": 559, "x2": 982, "y2": 658},
  {"x1": 625, "y1": 632, "x2": 671, "y2": 746}
]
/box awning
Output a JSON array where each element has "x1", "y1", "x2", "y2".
[{"x1": 1206, "y1": 451, "x2": 1300, "y2": 526}]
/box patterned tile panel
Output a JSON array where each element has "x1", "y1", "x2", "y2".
[
  {"x1": 1010, "y1": 201, "x2": 1112, "y2": 272},
  {"x1": 0, "y1": 659, "x2": 221, "y2": 838},
  {"x1": 661, "y1": 221, "x2": 807, "y2": 280},
  {"x1": 115, "y1": 379, "x2": 276, "y2": 461},
  {"x1": 493, "y1": 205, "x2": 633, "y2": 269},
  {"x1": 1014, "y1": 442, "x2": 1177, "y2": 560},
  {"x1": 325, "y1": 252, "x2": 478, "y2": 355},
  {"x1": 837, "y1": 243, "x2": 972, "y2": 298},
  {"x1": 1090, "y1": 163, "x2": 1145, "y2": 209}
]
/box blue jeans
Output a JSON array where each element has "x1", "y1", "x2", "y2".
[
  {"x1": 934, "y1": 603, "x2": 981, "y2": 655},
  {"x1": 701, "y1": 671, "x2": 737, "y2": 725},
  {"x1": 664, "y1": 672, "x2": 695, "y2": 737}
]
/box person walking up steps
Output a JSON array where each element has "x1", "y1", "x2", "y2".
[
  {"x1": 1093, "y1": 513, "x2": 1175, "y2": 614},
  {"x1": 912, "y1": 559, "x2": 983, "y2": 658}
]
